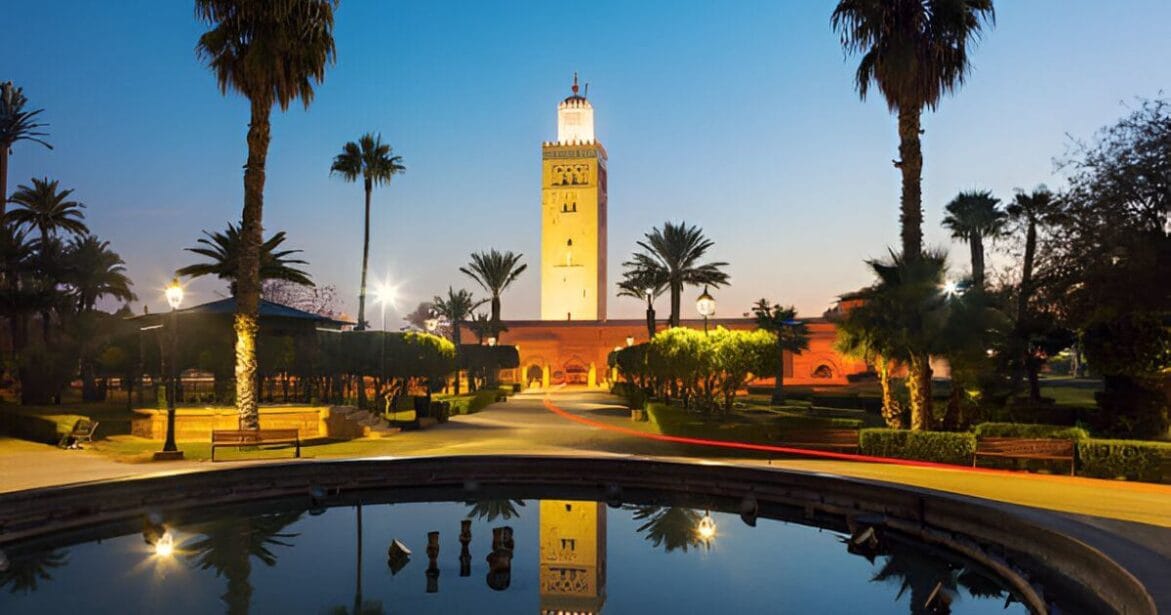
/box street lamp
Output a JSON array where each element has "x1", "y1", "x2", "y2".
[
  {"x1": 625, "y1": 335, "x2": 635, "y2": 347},
  {"x1": 155, "y1": 278, "x2": 184, "y2": 461},
  {"x1": 643, "y1": 287, "x2": 656, "y2": 339},
  {"x1": 696, "y1": 286, "x2": 716, "y2": 333},
  {"x1": 374, "y1": 283, "x2": 397, "y2": 415},
  {"x1": 486, "y1": 336, "x2": 497, "y2": 347},
  {"x1": 424, "y1": 317, "x2": 439, "y2": 333}
]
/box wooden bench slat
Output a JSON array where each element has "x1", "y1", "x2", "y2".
[
  {"x1": 211, "y1": 429, "x2": 301, "y2": 462},
  {"x1": 974, "y1": 437, "x2": 1075, "y2": 475},
  {"x1": 775, "y1": 428, "x2": 860, "y2": 452}
]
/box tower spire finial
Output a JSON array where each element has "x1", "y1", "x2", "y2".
[{"x1": 572, "y1": 72, "x2": 579, "y2": 95}]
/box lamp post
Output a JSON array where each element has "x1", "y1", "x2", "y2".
[
  {"x1": 696, "y1": 286, "x2": 716, "y2": 334},
  {"x1": 625, "y1": 335, "x2": 635, "y2": 347},
  {"x1": 374, "y1": 284, "x2": 396, "y2": 416},
  {"x1": 644, "y1": 287, "x2": 656, "y2": 339},
  {"x1": 155, "y1": 278, "x2": 184, "y2": 461}
]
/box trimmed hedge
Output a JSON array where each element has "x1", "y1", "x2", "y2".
[
  {"x1": 1078, "y1": 439, "x2": 1171, "y2": 482},
  {"x1": 860, "y1": 429, "x2": 976, "y2": 465},
  {"x1": 444, "y1": 389, "x2": 502, "y2": 415},
  {"x1": 974, "y1": 422, "x2": 1089, "y2": 440}
]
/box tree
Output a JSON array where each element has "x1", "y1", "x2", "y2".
[
  {"x1": 630, "y1": 506, "x2": 709, "y2": 553},
  {"x1": 187, "y1": 511, "x2": 302, "y2": 615},
  {"x1": 177, "y1": 223, "x2": 312, "y2": 296},
  {"x1": 834, "y1": 302, "x2": 905, "y2": 428},
  {"x1": 941, "y1": 189, "x2": 1004, "y2": 288},
  {"x1": 63, "y1": 235, "x2": 136, "y2": 312},
  {"x1": 850, "y1": 250, "x2": 952, "y2": 430},
  {"x1": 709, "y1": 327, "x2": 778, "y2": 414},
  {"x1": 331, "y1": 133, "x2": 405, "y2": 330},
  {"x1": 751, "y1": 299, "x2": 810, "y2": 404},
  {"x1": 0, "y1": 82, "x2": 52, "y2": 218},
  {"x1": 1043, "y1": 98, "x2": 1171, "y2": 438},
  {"x1": 460, "y1": 249, "x2": 527, "y2": 326},
  {"x1": 5, "y1": 177, "x2": 87, "y2": 243},
  {"x1": 431, "y1": 287, "x2": 486, "y2": 394},
  {"x1": 196, "y1": 0, "x2": 338, "y2": 429},
  {"x1": 263, "y1": 279, "x2": 339, "y2": 316},
  {"x1": 1004, "y1": 186, "x2": 1057, "y2": 399},
  {"x1": 832, "y1": 0, "x2": 996, "y2": 261},
  {"x1": 623, "y1": 221, "x2": 729, "y2": 327},
  {"x1": 618, "y1": 270, "x2": 667, "y2": 340}
]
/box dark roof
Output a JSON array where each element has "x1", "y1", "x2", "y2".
[{"x1": 133, "y1": 297, "x2": 353, "y2": 327}]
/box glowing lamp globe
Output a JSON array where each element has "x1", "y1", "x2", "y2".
[
  {"x1": 696, "y1": 287, "x2": 716, "y2": 318},
  {"x1": 165, "y1": 279, "x2": 184, "y2": 310}
]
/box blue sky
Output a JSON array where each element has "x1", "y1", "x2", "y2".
[{"x1": 6, "y1": 0, "x2": 1171, "y2": 325}]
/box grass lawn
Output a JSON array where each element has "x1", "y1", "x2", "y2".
[{"x1": 1037, "y1": 376, "x2": 1102, "y2": 407}]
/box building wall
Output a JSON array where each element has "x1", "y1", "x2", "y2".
[
  {"x1": 482, "y1": 318, "x2": 869, "y2": 388},
  {"x1": 541, "y1": 142, "x2": 607, "y2": 321}
]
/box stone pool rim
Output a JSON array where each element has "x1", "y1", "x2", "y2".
[{"x1": 0, "y1": 454, "x2": 1163, "y2": 614}]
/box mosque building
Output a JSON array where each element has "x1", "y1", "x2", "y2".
[{"x1": 473, "y1": 76, "x2": 867, "y2": 388}]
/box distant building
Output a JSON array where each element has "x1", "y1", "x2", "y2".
[{"x1": 464, "y1": 77, "x2": 869, "y2": 388}]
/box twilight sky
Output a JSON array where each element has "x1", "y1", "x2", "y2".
[{"x1": 5, "y1": 1, "x2": 1171, "y2": 326}]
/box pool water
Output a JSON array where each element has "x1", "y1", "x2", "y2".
[{"x1": 0, "y1": 494, "x2": 1027, "y2": 614}]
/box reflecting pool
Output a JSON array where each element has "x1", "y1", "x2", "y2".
[{"x1": 0, "y1": 492, "x2": 1031, "y2": 614}]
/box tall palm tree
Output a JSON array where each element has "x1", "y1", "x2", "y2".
[
  {"x1": 330, "y1": 133, "x2": 406, "y2": 330},
  {"x1": 177, "y1": 223, "x2": 313, "y2": 296},
  {"x1": 751, "y1": 299, "x2": 810, "y2": 404},
  {"x1": 460, "y1": 250, "x2": 527, "y2": 326},
  {"x1": 941, "y1": 190, "x2": 1004, "y2": 288},
  {"x1": 1005, "y1": 186, "x2": 1055, "y2": 399},
  {"x1": 431, "y1": 287, "x2": 485, "y2": 394},
  {"x1": 64, "y1": 235, "x2": 137, "y2": 312},
  {"x1": 5, "y1": 177, "x2": 88, "y2": 244},
  {"x1": 832, "y1": 0, "x2": 996, "y2": 261},
  {"x1": 1, "y1": 82, "x2": 52, "y2": 218},
  {"x1": 630, "y1": 506, "x2": 709, "y2": 553},
  {"x1": 196, "y1": 0, "x2": 338, "y2": 429},
  {"x1": 618, "y1": 270, "x2": 667, "y2": 340},
  {"x1": 623, "y1": 221, "x2": 729, "y2": 327},
  {"x1": 835, "y1": 304, "x2": 905, "y2": 428}
]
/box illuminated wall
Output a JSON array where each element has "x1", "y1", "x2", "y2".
[{"x1": 539, "y1": 499, "x2": 607, "y2": 614}]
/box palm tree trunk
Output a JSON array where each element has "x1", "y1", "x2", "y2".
[
  {"x1": 970, "y1": 235, "x2": 984, "y2": 289},
  {"x1": 877, "y1": 357, "x2": 904, "y2": 429},
  {"x1": 0, "y1": 147, "x2": 8, "y2": 218},
  {"x1": 907, "y1": 353, "x2": 933, "y2": 430},
  {"x1": 897, "y1": 107, "x2": 924, "y2": 261},
  {"x1": 235, "y1": 97, "x2": 272, "y2": 431},
  {"x1": 357, "y1": 178, "x2": 372, "y2": 331},
  {"x1": 771, "y1": 346, "x2": 785, "y2": 405},
  {"x1": 491, "y1": 295, "x2": 501, "y2": 324},
  {"x1": 669, "y1": 282, "x2": 681, "y2": 327},
  {"x1": 1014, "y1": 218, "x2": 1038, "y2": 397},
  {"x1": 452, "y1": 323, "x2": 462, "y2": 395}
]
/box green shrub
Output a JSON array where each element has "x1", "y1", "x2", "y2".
[
  {"x1": 1078, "y1": 439, "x2": 1171, "y2": 482},
  {"x1": 0, "y1": 411, "x2": 86, "y2": 444},
  {"x1": 974, "y1": 422, "x2": 1089, "y2": 440},
  {"x1": 860, "y1": 429, "x2": 976, "y2": 465}
]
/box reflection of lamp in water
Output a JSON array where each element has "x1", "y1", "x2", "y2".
[
  {"x1": 486, "y1": 526, "x2": 514, "y2": 591},
  {"x1": 154, "y1": 530, "x2": 175, "y2": 558},
  {"x1": 696, "y1": 511, "x2": 717, "y2": 542}
]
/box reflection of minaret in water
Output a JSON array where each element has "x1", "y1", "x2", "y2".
[{"x1": 539, "y1": 500, "x2": 607, "y2": 614}]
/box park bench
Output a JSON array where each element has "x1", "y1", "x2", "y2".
[
  {"x1": 211, "y1": 428, "x2": 300, "y2": 462},
  {"x1": 58, "y1": 419, "x2": 99, "y2": 449},
  {"x1": 775, "y1": 428, "x2": 860, "y2": 453},
  {"x1": 973, "y1": 437, "x2": 1075, "y2": 475}
]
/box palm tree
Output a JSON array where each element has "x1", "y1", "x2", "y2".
[
  {"x1": 177, "y1": 223, "x2": 313, "y2": 296},
  {"x1": 431, "y1": 287, "x2": 486, "y2": 394},
  {"x1": 0, "y1": 222, "x2": 37, "y2": 356},
  {"x1": 1005, "y1": 187, "x2": 1054, "y2": 399},
  {"x1": 623, "y1": 221, "x2": 729, "y2": 327},
  {"x1": 941, "y1": 190, "x2": 1004, "y2": 288},
  {"x1": 630, "y1": 506, "x2": 709, "y2": 553},
  {"x1": 1, "y1": 82, "x2": 52, "y2": 218},
  {"x1": 0, "y1": 547, "x2": 68, "y2": 594},
  {"x1": 465, "y1": 499, "x2": 525, "y2": 521},
  {"x1": 64, "y1": 235, "x2": 136, "y2": 312},
  {"x1": 751, "y1": 299, "x2": 810, "y2": 404},
  {"x1": 5, "y1": 178, "x2": 88, "y2": 244},
  {"x1": 854, "y1": 250, "x2": 951, "y2": 430},
  {"x1": 835, "y1": 304, "x2": 905, "y2": 428},
  {"x1": 187, "y1": 511, "x2": 302, "y2": 615},
  {"x1": 618, "y1": 270, "x2": 667, "y2": 340},
  {"x1": 832, "y1": 0, "x2": 996, "y2": 261},
  {"x1": 331, "y1": 133, "x2": 406, "y2": 331},
  {"x1": 460, "y1": 250, "x2": 527, "y2": 326},
  {"x1": 196, "y1": 0, "x2": 337, "y2": 429}
]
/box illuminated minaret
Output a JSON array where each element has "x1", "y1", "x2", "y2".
[
  {"x1": 541, "y1": 74, "x2": 608, "y2": 321},
  {"x1": 539, "y1": 500, "x2": 607, "y2": 614}
]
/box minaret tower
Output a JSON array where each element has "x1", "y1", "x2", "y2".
[{"x1": 541, "y1": 74, "x2": 608, "y2": 321}]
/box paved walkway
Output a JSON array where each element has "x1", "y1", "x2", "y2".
[{"x1": 4, "y1": 389, "x2": 1171, "y2": 534}]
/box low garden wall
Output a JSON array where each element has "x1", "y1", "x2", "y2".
[{"x1": 131, "y1": 406, "x2": 327, "y2": 440}]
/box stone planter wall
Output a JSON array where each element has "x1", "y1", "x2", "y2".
[{"x1": 131, "y1": 406, "x2": 326, "y2": 440}]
